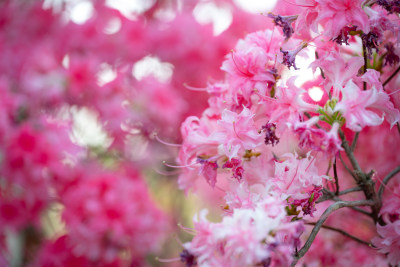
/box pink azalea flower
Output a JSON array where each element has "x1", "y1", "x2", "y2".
[
  {"x1": 217, "y1": 107, "x2": 263, "y2": 159},
  {"x1": 269, "y1": 77, "x2": 317, "y2": 124},
  {"x1": 295, "y1": 0, "x2": 369, "y2": 39},
  {"x1": 316, "y1": 0, "x2": 370, "y2": 38},
  {"x1": 272, "y1": 152, "x2": 328, "y2": 200},
  {"x1": 292, "y1": 118, "x2": 342, "y2": 156},
  {"x1": 334, "y1": 80, "x2": 400, "y2": 131},
  {"x1": 372, "y1": 221, "x2": 400, "y2": 266},
  {"x1": 311, "y1": 51, "x2": 364, "y2": 98},
  {"x1": 0, "y1": 123, "x2": 76, "y2": 229},
  {"x1": 185, "y1": 197, "x2": 303, "y2": 267},
  {"x1": 221, "y1": 30, "x2": 284, "y2": 101}
]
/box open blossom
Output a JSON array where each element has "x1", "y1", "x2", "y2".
[
  {"x1": 295, "y1": 0, "x2": 369, "y2": 39},
  {"x1": 217, "y1": 107, "x2": 263, "y2": 159},
  {"x1": 184, "y1": 197, "x2": 303, "y2": 267},
  {"x1": 372, "y1": 221, "x2": 400, "y2": 266},
  {"x1": 179, "y1": 116, "x2": 221, "y2": 165},
  {"x1": 272, "y1": 152, "x2": 328, "y2": 200},
  {"x1": 311, "y1": 51, "x2": 364, "y2": 98},
  {"x1": 334, "y1": 80, "x2": 400, "y2": 131},
  {"x1": 224, "y1": 183, "x2": 267, "y2": 211},
  {"x1": 221, "y1": 29, "x2": 284, "y2": 100},
  {"x1": 373, "y1": 185, "x2": 400, "y2": 265},
  {"x1": 269, "y1": 77, "x2": 317, "y2": 124},
  {"x1": 292, "y1": 118, "x2": 342, "y2": 155}
]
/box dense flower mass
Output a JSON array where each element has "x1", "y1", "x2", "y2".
[
  {"x1": 176, "y1": 0, "x2": 400, "y2": 265},
  {"x1": 2, "y1": 0, "x2": 400, "y2": 266},
  {"x1": 183, "y1": 198, "x2": 303, "y2": 267}
]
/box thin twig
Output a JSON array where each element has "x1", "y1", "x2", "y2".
[
  {"x1": 383, "y1": 65, "x2": 400, "y2": 87},
  {"x1": 378, "y1": 166, "x2": 400, "y2": 199},
  {"x1": 291, "y1": 200, "x2": 375, "y2": 266},
  {"x1": 317, "y1": 191, "x2": 372, "y2": 217},
  {"x1": 333, "y1": 158, "x2": 339, "y2": 195},
  {"x1": 325, "y1": 159, "x2": 332, "y2": 176},
  {"x1": 338, "y1": 152, "x2": 357, "y2": 180},
  {"x1": 351, "y1": 132, "x2": 359, "y2": 152},
  {"x1": 305, "y1": 222, "x2": 372, "y2": 247},
  {"x1": 337, "y1": 133, "x2": 381, "y2": 221},
  {"x1": 339, "y1": 187, "x2": 362, "y2": 195},
  {"x1": 339, "y1": 130, "x2": 362, "y2": 174}
]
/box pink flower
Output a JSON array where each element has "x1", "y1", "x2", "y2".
[
  {"x1": 217, "y1": 107, "x2": 263, "y2": 159},
  {"x1": 269, "y1": 77, "x2": 317, "y2": 125},
  {"x1": 295, "y1": 0, "x2": 369, "y2": 39},
  {"x1": 185, "y1": 197, "x2": 303, "y2": 267},
  {"x1": 334, "y1": 80, "x2": 400, "y2": 131},
  {"x1": 178, "y1": 115, "x2": 221, "y2": 166},
  {"x1": 372, "y1": 221, "x2": 400, "y2": 266},
  {"x1": 0, "y1": 123, "x2": 76, "y2": 230},
  {"x1": 316, "y1": 0, "x2": 370, "y2": 38},
  {"x1": 221, "y1": 30, "x2": 284, "y2": 101},
  {"x1": 292, "y1": 118, "x2": 342, "y2": 156},
  {"x1": 61, "y1": 168, "x2": 168, "y2": 262},
  {"x1": 311, "y1": 51, "x2": 364, "y2": 98},
  {"x1": 31, "y1": 235, "x2": 123, "y2": 267},
  {"x1": 272, "y1": 152, "x2": 328, "y2": 200}
]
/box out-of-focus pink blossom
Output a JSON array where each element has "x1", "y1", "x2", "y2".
[
  {"x1": 31, "y1": 235, "x2": 123, "y2": 267},
  {"x1": 62, "y1": 168, "x2": 168, "y2": 262},
  {"x1": 372, "y1": 221, "x2": 400, "y2": 266}
]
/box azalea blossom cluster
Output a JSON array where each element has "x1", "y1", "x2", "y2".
[
  {"x1": 176, "y1": 0, "x2": 400, "y2": 266},
  {"x1": 2, "y1": 0, "x2": 400, "y2": 266},
  {"x1": 0, "y1": 0, "x2": 276, "y2": 266}
]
